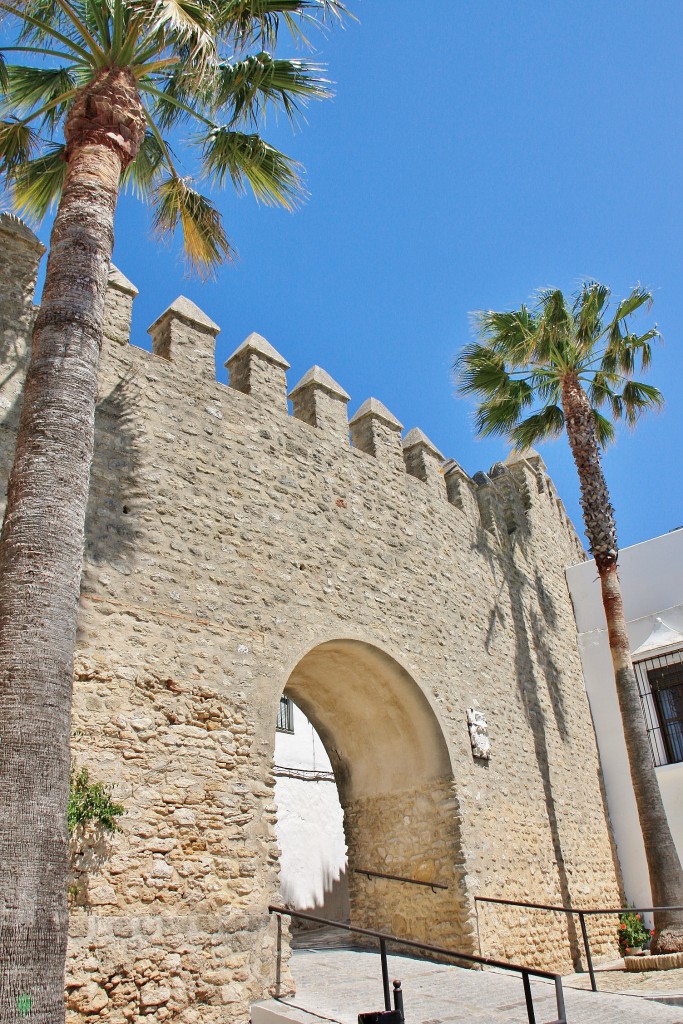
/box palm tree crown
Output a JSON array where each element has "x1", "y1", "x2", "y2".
[
  {"x1": 0, "y1": 0, "x2": 347, "y2": 272},
  {"x1": 457, "y1": 282, "x2": 662, "y2": 451},
  {"x1": 456, "y1": 282, "x2": 663, "y2": 569}
]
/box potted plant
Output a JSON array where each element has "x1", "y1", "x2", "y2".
[{"x1": 618, "y1": 911, "x2": 650, "y2": 956}]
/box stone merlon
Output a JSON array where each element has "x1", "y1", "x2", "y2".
[
  {"x1": 350, "y1": 398, "x2": 404, "y2": 468},
  {"x1": 350, "y1": 397, "x2": 403, "y2": 431},
  {"x1": 289, "y1": 365, "x2": 350, "y2": 440},
  {"x1": 147, "y1": 296, "x2": 220, "y2": 382},
  {"x1": 108, "y1": 265, "x2": 138, "y2": 297},
  {"x1": 148, "y1": 295, "x2": 220, "y2": 337},
  {"x1": 226, "y1": 332, "x2": 290, "y2": 412},
  {"x1": 402, "y1": 427, "x2": 446, "y2": 497}
]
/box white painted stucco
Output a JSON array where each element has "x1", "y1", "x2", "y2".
[
  {"x1": 566, "y1": 528, "x2": 683, "y2": 907},
  {"x1": 274, "y1": 701, "x2": 349, "y2": 921}
]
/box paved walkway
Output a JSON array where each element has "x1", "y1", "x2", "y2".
[{"x1": 276, "y1": 947, "x2": 683, "y2": 1023}]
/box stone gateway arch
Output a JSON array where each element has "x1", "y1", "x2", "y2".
[
  {"x1": 0, "y1": 215, "x2": 621, "y2": 1024},
  {"x1": 283, "y1": 638, "x2": 470, "y2": 949}
]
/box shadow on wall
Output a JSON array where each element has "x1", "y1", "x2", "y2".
[
  {"x1": 285, "y1": 865, "x2": 351, "y2": 933},
  {"x1": 84, "y1": 368, "x2": 148, "y2": 570},
  {"x1": 475, "y1": 514, "x2": 584, "y2": 963}
]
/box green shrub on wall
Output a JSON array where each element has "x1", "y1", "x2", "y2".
[{"x1": 68, "y1": 766, "x2": 124, "y2": 837}]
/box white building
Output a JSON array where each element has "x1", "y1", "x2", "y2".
[
  {"x1": 273, "y1": 697, "x2": 349, "y2": 922},
  {"x1": 566, "y1": 528, "x2": 683, "y2": 908}
]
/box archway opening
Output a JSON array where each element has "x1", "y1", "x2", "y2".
[
  {"x1": 275, "y1": 639, "x2": 473, "y2": 952},
  {"x1": 274, "y1": 696, "x2": 350, "y2": 926}
]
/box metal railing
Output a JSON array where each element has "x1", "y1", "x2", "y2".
[
  {"x1": 269, "y1": 904, "x2": 567, "y2": 1024},
  {"x1": 353, "y1": 867, "x2": 448, "y2": 891},
  {"x1": 476, "y1": 896, "x2": 683, "y2": 992}
]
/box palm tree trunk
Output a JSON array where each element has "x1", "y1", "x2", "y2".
[
  {"x1": 562, "y1": 372, "x2": 683, "y2": 953},
  {"x1": 0, "y1": 68, "x2": 144, "y2": 1022}
]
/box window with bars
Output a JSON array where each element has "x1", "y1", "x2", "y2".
[
  {"x1": 276, "y1": 696, "x2": 294, "y2": 733},
  {"x1": 635, "y1": 649, "x2": 683, "y2": 766}
]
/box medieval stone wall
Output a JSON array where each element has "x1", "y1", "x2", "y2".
[{"x1": 0, "y1": 214, "x2": 622, "y2": 1024}]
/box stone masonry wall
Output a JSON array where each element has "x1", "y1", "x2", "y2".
[{"x1": 0, "y1": 215, "x2": 622, "y2": 1022}]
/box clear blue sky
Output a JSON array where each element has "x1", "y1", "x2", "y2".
[{"x1": 26, "y1": 1, "x2": 683, "y2": 550}]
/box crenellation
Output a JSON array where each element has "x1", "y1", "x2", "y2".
[
  {"x1": 471, "y1": 470, "x2": 498, "y2": 534},
  {"x1": 349, "y1": 397, "x2": 403, "y2": 471},
  {"x1": 104, "y1": 265, "x2": 138, "y2": 348},
  {"x1": 0, "y1": 214, "x2": 45, "y2": 372},
  {"x1": 443, "y1": 460, "x2": 481, "y2": 533},
  {"x1": 225, "y1": 332, "x2": 290, "y2": 413},
  {"x1": 402, "y1": 427, "x2": 446, "y2": 498},
  {"x1": 147, "y1": 296, "x2": 220, "y2": 384},
  {"x1": 488, "y1": 463, "x2": 527, "y2": 536},
  {"x1": 288, "y1": 365, "x2": 350, "y2": 440}
]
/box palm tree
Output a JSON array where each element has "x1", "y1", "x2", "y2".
[
  {"x1": 0, "y1": 2, "x2": 347, "y2": 1018},
  {"x1": 454, "y1": 282, "x2": 683, "y2": 954}
]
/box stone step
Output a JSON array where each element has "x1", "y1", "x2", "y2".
[{"x1": 251, "y1": 999, "x2": 341, "y2": 1024}]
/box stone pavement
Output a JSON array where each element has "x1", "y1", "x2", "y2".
[{"x1": 268, "y1": 947, "x2": 683, "y2": 1023}]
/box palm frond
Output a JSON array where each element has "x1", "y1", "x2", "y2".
[
  {"x1": 0, "y1": 53, "x2": 8, "y2": 92},
  {"x1": 455, "y1": 342, "x2": 511, "y2": 398},
  {"x1": 121, "y1": 130, "x2": 166, "y2": 198},
  {"x1": 3, "y1": 64, "x2": 76, "y2": 127},
  {"x1": 472, "y1": 380, "x2": 534, "y2": 438},
  {"x1": 620, "y1": 380, "x2": 664, "y2": 427},
  {"x1": 215, "y1": 53, "x2": 330, "y2": 126},
  {"x1": 129, "y1": 0, "x2": 217, "y2": 64},
  {"x1": 592, "y1": 409, "x2": 616, "y2": 448},
  {"x1": 587, "y1": 370, "x2": 618, "y2": 409},
  {"x1": 632, "y1": 328, "x2": 659, "y2": 370},
  {"x1": 613, "y1": 285, "x2": 652, "y2": 323},
  {"x1": 200, "y1": 125, "x2": 304, "y2": 208},
  {"x1": 8, "y1": 0, "x2": 94, "y2": 62},
  {"x1": 144, "y1": 72, "x2": 206, "y2": 131},
  {"x1": 11, "y1": 142, "x2": 67, "y2": 219},
  {"x1": 575, "y1": 281, "x2": 610, "y2": 350},
  {"x1": 510, "y1": 405, "x2": 565, "y2": 450},
  {"x1": 0, "y1": 119, "x2": 37, "y2": 176},
  {"x1": 217, "y1": 0, "x2": 349, "y2": 50},
  {"x1": 473, "y1": 307, "x2": 537, "y2": 365},
  {"x1": 152, "y1": 173, "x2": 233, "y2": 275}
]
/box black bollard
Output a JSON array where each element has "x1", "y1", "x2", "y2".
[
  {"x1": 393, "y1": 979, "x2": 404, "y2": 1022},
  {"x1": 358, "y1": 979, "x2": 404, "y2": 1024}
]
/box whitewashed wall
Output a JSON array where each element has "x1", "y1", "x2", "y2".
[
  {"x1": 566, "y1": 528, "x2": 683, "y2": 908},
  {"x1": 274, "y1": 702, "x2": 349, "y2": 921}
]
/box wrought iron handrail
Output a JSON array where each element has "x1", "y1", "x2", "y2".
[
  {"x1": 354, "y1": 867, "x2": 448, "y2": 891},
  {"x1": 475, "y1": 896, "x2": 683, "y2": 993},
  {"x1": 269, "y1": 904, "x2": 567, "y2": 1024}
]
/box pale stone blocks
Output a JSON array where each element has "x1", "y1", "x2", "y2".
[
  {"x1": 226, "y1": 332, "x2": 290, "y2": 413},
  {"x1": 147, "y1": 296, "x2": 220, "y2": 384},
  {"x1": 289, "y1": 365, "x2": 350, "y2": 440}
]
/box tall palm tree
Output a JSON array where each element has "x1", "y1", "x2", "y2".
[
  {"x1": 0, "y1": 2, "x2": 347, "y2": 1019},
  {"x1": 454, "y1": 282, "x2": 683, "y2": 954}
]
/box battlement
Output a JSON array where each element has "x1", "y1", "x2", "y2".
[{"x1": 0, "y1": 213, "x2": 584, "y2": 560}]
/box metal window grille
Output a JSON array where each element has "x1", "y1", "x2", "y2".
[
  {"x1": 276, "y1": 696, "x2": 294, "y2": 733},
  {"x1": 635, "y1": 648, "x2": 683, "y2": 766}
]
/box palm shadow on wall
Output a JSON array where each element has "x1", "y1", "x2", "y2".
[
  {"x1": 83, "y1": 368, "x2": 146, "y2": 572},
  {"x1": 475, "y1": 511, "x2": 584, "y2": 966}
]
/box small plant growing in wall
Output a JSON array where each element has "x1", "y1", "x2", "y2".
[
  {"x1": 68, "y1": 766, "x2": 125, "y2": 837},
  {"x1": 68, "y1": 766, "x2": 124, "y2": 905}
]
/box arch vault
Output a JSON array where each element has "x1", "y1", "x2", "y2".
[{"x1": 281, "y1": 639, "x2": 474, "y2": 951}]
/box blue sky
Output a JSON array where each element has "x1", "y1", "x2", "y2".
[{"x1": 25, "y1": 1, "x2": 683, "y2": 551}]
